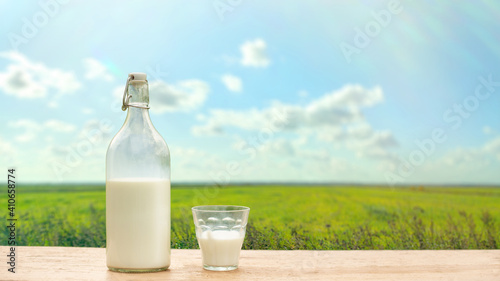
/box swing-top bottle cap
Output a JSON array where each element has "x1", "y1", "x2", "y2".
[{"x1": 129, "y1": 72, "x2": 147, "y2": 81}]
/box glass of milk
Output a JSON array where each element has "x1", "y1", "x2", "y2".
[{"x1": 192, "y1": 205, "x2": 250, "y2": 271}]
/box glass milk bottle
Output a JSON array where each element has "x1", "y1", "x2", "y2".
[{"x1": 106, "y1": 73, "x2": 170, "y2": 272}]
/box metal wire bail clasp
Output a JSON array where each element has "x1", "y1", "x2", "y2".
[{"x1": 121, "y1": 74, "x2": 133, "y2": 111}]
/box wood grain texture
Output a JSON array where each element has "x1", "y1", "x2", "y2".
[{"x1": 1, "y1": 246, "x2": 499, "y2": 280}]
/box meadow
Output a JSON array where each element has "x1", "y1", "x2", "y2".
[{"x1": 2, "y1": 184, "x2": 499, "y2": 250}]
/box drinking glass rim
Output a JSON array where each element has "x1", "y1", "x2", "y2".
[{"x1": 192, "y1": 205, "x2": 250, "y2": 212}]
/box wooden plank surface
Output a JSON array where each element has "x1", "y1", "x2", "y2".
[{"x1": 1, "y1": 246, "x2": 499, "y2": 280}]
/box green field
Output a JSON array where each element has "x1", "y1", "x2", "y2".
[{"x1": 2, "y1": 185, "x2": 499, "y2": 250}]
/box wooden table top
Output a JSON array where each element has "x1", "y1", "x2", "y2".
[{"x1": 1, "y1": 246, "x2": 499, "y2": 280}]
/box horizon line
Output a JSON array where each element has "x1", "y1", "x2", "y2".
[{"x1": 11, "y1": 181, "x2": 500, "y2": 188}]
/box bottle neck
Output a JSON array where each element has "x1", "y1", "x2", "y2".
[
  {"x1": 123, "y1": 81, "x2": 154, "y2": 130},
  {"x1": 127, "y1": 80, "x2": 149, "y2": 107}
]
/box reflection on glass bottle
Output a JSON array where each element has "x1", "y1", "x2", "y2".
[{"x1": 106, "y1": 73, "x2": 171, "y2": 272}]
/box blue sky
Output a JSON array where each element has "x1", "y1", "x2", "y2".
[{"x1": 1, "y1": 1, "x2": 499, "y2": 185}]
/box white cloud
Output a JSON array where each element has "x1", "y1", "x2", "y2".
[
  {"x1": 317, "y1": 121, "x2": 399, "y2": 166},
  {"x1": 0, "y1": 51, "x2": 81, "y2": 98},
  {"x1": 259, "y1": 138, "x2": 296, "y2": 156},
  {"x1": 255, "y1": 137, "x2": 334, "y2": 164},
  {"x1": 483, "y1": 126, "x2": 494, "y2": 135},
  {"x1": 240, "y1": 39, "x2": 270, "y2": 68},
  {"x1": 298, "y1": 90, "x2": 308, "y2": 98},
  {"x1": 47, "y1": 101, "x2": 59, "y2": 108},
  {"x1": 432, "y1": 136, "x2": 500, "y2": 170},
  {"x1": 220, "y1": 54, "x2": 239, "y2": 65},
  {"x1": 76, "y1": 119, "x2": 115, "y2": 142},
  {"x1": 82, "y1": 108, "x2": 94, "y2": 115},
  {"x1": 483, "y1": 126, "x2": 491, "y2": 134},
  {"x1": 7, "y1": 119, "x2": 39, "y2": 142},
  {"x1": 169, "y1": 146, "x2": 225, "y2": 182},
  {"x1": 221, "y1": 74, "x2": 242, "y2": 93},
  {"x1": 384, "y1": 135, "x2": 500, "y2": 185},
  {"x1": 0, "y1": 137, "x2": 14, "y2": 153},
  {"x1": 7, "y1": 118, "x2": 76, "y2": 142},
  {"x1": 82, "y1": 58, "x2": 114, "y2": 82},
  {"x1": 0, "y1": 137, "x2": 17, "y2": 163},
  {"x1": 483, "y1": 136, "x2": 500, "y2": 160},
  {"x1": 193, "y1": 84, "x2": 398, "y2": 166},
  {"x1": 112, "y1": 85, "x2": 124, "y2": 99},
  {"x1": 346, "y1": 123, "x2": 373, "y2": 139},
  {"x1": 193, "y1": 84, "x2": 383, "y2": 135},
  {"x1": 191, "y1": 123, "x2": 224, "y2": 136},
  {"x1": 441, "y1": 147, "x2": 487, "y2": 168},
  {"x1": 347, "y1": 130, "x2": 399, "y2": 159},
  {"x1": 311, "y1": 84, "x2": 383, "y2": 108},
  {"x1": 192, "y1": 107, "x2": 285, "y2": 135},
  {"x1": 44, "y1": 119, "x2": 76, "y2": 132},
  {"x1": 227, "y1": 134, "x2": 355, "y2": 182},
  {"x1": 149, "y1": 80, "x2": 209, "y2": 113},
  {"x1": 42, "y1": 119, "x2": 118, "y2": 182}
]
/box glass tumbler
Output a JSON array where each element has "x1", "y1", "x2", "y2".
[{"x1": 192, "y1": 205, "x2": 250, "y2": 271}]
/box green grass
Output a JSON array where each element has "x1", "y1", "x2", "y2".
[{"x1": 2, "y1": 185, "x2": 499, "y2": 249}]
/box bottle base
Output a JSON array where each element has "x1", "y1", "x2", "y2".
[{"x1": 108, "y1": 266, "x2": 169, "y2": 273}]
